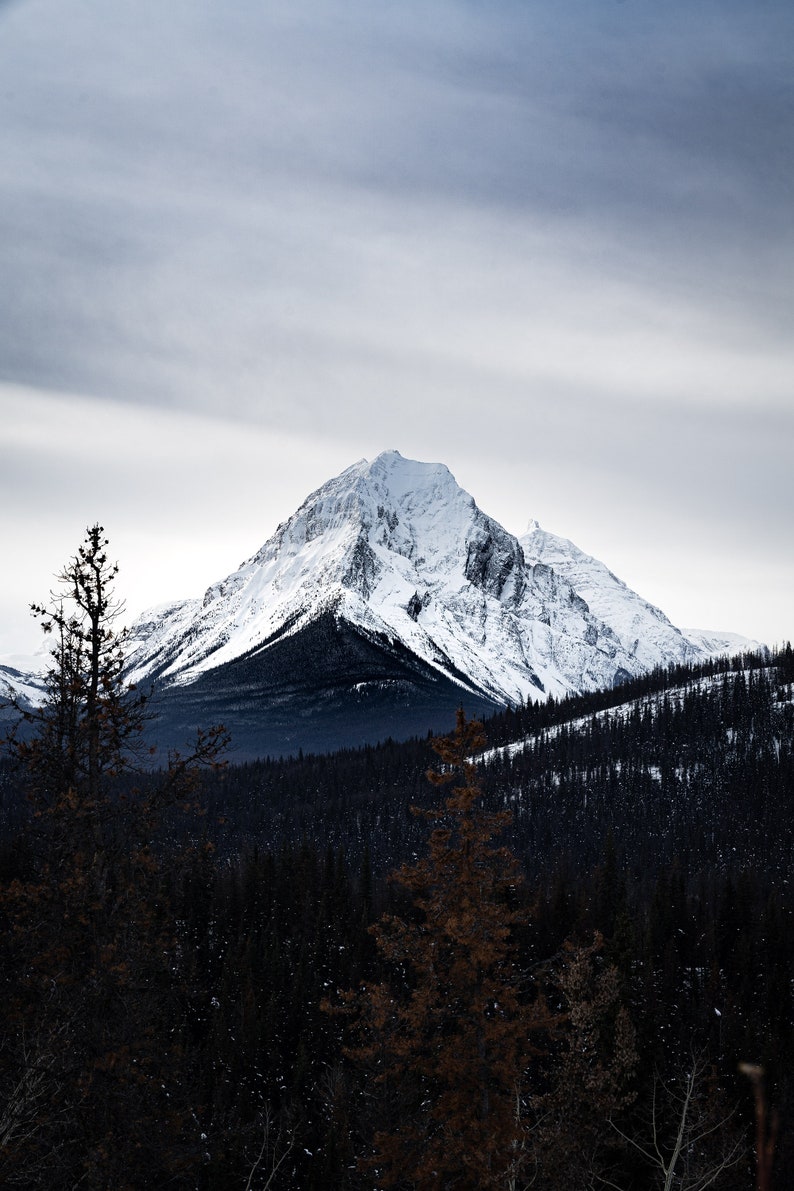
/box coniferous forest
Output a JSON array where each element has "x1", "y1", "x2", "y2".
[{"x1": 1, "y1": 528, "x2": 792, "y2": 1189}]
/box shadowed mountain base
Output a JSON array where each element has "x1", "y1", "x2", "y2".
[{"x1": 145, "y1": 612, "x2": 502, "y2": 759}]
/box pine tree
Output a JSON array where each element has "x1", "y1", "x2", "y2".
[
  {"x1": 339, "y1": 710, "x2": 558, "y2": 1190},
  {"x1": 532, "y1": 934, "x2": 637, "y2": 1187},
  {"x1": 0, "y1": 526, "x2": 228, "y2": 1188},
  {"x1": 6, "y1": 526, "x2": 148, "y2": 809}
]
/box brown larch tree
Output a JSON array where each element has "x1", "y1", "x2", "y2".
[{"x1": 340, "y1": 709, "x2": 559, "y2": 1191}]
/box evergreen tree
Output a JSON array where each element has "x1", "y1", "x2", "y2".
[
  {"x1": 7, "y1": 525, "x2": 147, "y2": 809},
  {"x1": 339, "y1": 710, "x2": 558, "y2": 1190},
  {"x1": 0, "y1": 526, "x2": 228, "y2": 1188},
  {"x1": 532, "y1": 934, "x2": 637, "y2": 1188}
]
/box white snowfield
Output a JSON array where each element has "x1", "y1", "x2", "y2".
[{"x1": 116, "y1": 451, "x2": 758, "y2": 706}]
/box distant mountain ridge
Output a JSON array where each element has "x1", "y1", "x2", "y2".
[
  {"x1": 519, "y1": 521, "x2": 701, "y2": 671},
  {"x1": 1, "y1": 452, "x2": 761, "y2": 757}
]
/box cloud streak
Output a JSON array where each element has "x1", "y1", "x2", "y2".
[{"x1": 0, "y1": 0, "x2": 791, "y2": 648}]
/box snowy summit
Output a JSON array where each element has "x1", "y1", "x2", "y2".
[{"x1": 126, "y1": 451, "x2": 734, "y2": 704}]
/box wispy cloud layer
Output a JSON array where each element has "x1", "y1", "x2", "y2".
[{"x1": 0, "y1": 0, "x2": 792, "y2": 648}]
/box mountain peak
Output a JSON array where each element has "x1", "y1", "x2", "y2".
[
  {"x1": 356, "y1": 451, "x2": 462, "y2": 506},
  {"x1": 124, "y1": 452, "x2": 649, "y2": 705}
]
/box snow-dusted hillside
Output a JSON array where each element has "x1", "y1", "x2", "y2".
[
  {"x1": 682, "y1": 627, "x2": 764, "y2": 656},
  {"x1": 0, "y1": 652, "x2": 47, "y2": 712},
  {"x1": 125, "y1": 451, "x2": 657, "y2": 705}
]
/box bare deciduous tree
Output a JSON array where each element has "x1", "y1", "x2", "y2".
[
  {"x1": 243, "y1": 1107, "x2": 295, "y2": 1191},
  {"x1": 607, "y1": 1047, "x2": 747, "y2": 1191}
]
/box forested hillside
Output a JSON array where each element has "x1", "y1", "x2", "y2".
[{"x1": 0, "y1": 528, "x2": 791, "y2": 1187}]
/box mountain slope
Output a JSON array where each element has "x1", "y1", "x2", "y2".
[
  {"x1": 125, "y1": 453, "x2": 648, "y2": 714},
  {"x1": 519, "y1": 521, "x2": 700, "y2": 672},
  {"x1": 145, "y1": 610, "x2": 503, "y2": 758}
]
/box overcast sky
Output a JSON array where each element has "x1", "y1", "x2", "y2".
[{"x1": 1, "y1": 0, "x2": 792, "y2": 656}]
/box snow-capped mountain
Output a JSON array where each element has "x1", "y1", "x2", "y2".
[
  {"x1": 2, "y1": 452, "x2": 759, "y2": 757},
  {"x1": 126, "y1": 452, "x2": 650, "y2": 706}
]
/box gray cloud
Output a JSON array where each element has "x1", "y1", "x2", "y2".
[{"x1": 0, "y1": 0, "x2": 792, "y2": 647}]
